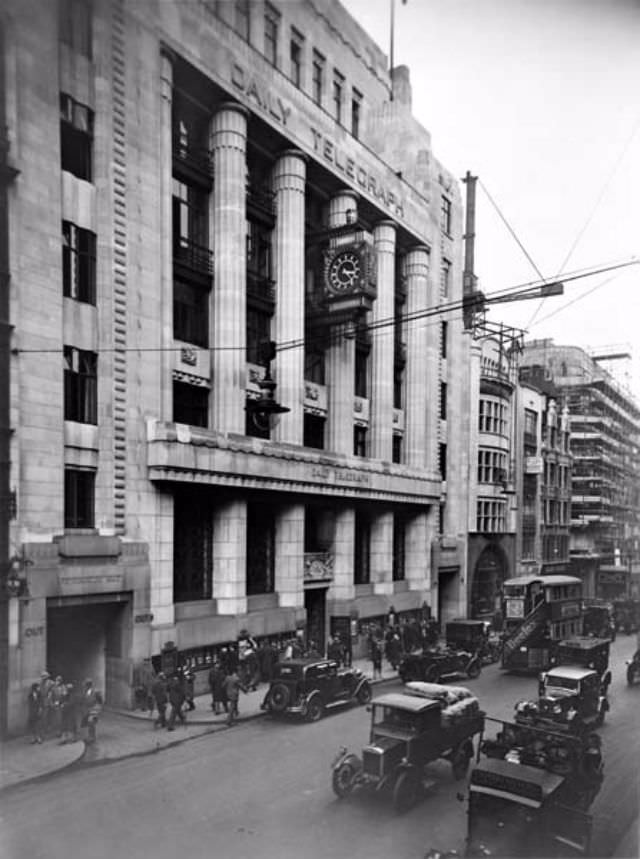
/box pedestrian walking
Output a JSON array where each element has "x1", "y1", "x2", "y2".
[
  {"x1": 80, "y1": 678, "x2": 103, "y2": 745},
  {"x1": 208, "y1": 661, "x2": 227, "y2": 715},
  {"x1": 180, "y1": 665, "x2": 196, "y2": 711},
  {"x1": 38, "y1": 671, "x2": 54, "y2": 737},
  {"x1": 26, "y1": 683, "x2": 43, "y2": 744},
  {"x1": 59, "y1": 682, "x2": 78, "y2": 744},
  {"x1": 223, "y1": 669, "x2": 244, "y2": 727},
  {"x1": 167, "y1": 673, "x2": 186, "y2": 731},
  {"x1": 151, "y1": 671, "x2": 169, "y2": 728},
  {"x1": 370, "y1": 637, "x2": 383, "y2": 680},
  {"x1": 50, "y1": 675, "x2": 66, "y2": 738}
]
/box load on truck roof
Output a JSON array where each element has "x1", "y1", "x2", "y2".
[{"x1": 470, "y1": 757, "x2": 565, "y2": 808}]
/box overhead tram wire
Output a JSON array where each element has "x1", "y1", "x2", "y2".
[
  {"x1": 12, "y1": 258, "x2": 639, "y2": 356},
  {"x1": 526, "y1": 111, "x2": 640, "y2": 329},
  {"x1": 528, "y1": 274, "x2": 620, "y2": 329}
]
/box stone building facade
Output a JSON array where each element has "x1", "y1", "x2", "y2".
[{"x1": 2, "y1": 0, "x2": 468, "y2": 729}]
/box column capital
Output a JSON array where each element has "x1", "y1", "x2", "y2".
[
  {"x1": 273, "y1": 149, "x2": 307, "y2": 192},
  {"x1": 373, "y1": 220, "x2": 397, "y2": 251},
  {"x1": 404, "y1": 244, "x2": 430, "y2": 277},
  {"x1": 215, "y1": 100, "x2": 250, "y2": 120},
  {"x1": 278, "y1": 147, "x2": 309, "y2": 164}
]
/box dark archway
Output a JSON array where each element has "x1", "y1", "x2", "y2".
[{"x1": 471, "y1": 545, "x2": 508, "y2": 619}]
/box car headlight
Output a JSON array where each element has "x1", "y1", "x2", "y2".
[{"x1": 553, "y1": 705, "x2": 562, "y2": 714}]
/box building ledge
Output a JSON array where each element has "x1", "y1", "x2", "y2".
[{"x1": 146, "y1": 420, "x2": 441, "y2": 503}]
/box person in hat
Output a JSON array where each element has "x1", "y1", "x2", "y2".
[
  {"x1": 26, "y1": 683, "x2": 43, "y2": 744},
  {"x1": 59, "y1": 682, "x2": 78, "y2": 745},
  {"x1": 166, "y1": 672, "x2": 186, "y2": 731},
  {"x1": 50, "y1": 675, "x2": 66, "y2": 738},
  {"x1": 38, "y1": 671, "x2": 54, "y2": 737},
  {"x1": 80, "y1": 678, "x2": 103, "y2": 745},
  {"x1": 151, "y1": 671, "x2": 169, "y2": 729},
  {"x1": 208, "y1": 660, "x2": 227, "y2": 715}
]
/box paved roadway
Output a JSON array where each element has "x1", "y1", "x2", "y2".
[{"x1": 1, "y1": 636, "x2": 637, "y2": 859}]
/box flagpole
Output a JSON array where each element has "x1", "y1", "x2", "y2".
[{"x1": 389, "y1": 0, "x2": 395, "y2": 100}]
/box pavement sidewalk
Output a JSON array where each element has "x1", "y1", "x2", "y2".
[{"x1": 0, "y1": 657, "x2": 395, "y2": 793}]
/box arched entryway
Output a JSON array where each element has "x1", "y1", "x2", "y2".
[{"x1": 471, "y1": 545, "x2": 508, "y2": 619}]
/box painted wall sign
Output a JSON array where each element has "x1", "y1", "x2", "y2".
[{"x1": 24, "y1": 626, "x2": 45, "y2": 637}]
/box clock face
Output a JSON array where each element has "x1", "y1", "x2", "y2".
[{"x1": 328, "y1": 251, "x2": 361, "y2": 292}]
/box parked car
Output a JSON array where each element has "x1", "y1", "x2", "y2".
[
  {"x1": 445, "y1": 619, "x2": 501, "y2": 665},
  {"x1": 331, "y1": 687, "x2": 485, "y2": 812},
  {"x1": 516, "y1": 665, "x2": 609, "y2": 733},
  {"x1": 399, "y1": 645, "x2": 482, "y2": 684},
  {"x1": 260, "y1": 658, "x2": 371, "y2": 722}
]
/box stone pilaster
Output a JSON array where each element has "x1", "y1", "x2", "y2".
[
  {"x1": 272, "y1": 151, "x2": 307, "y2": 444},
  {"x1": 275, "y1": 503, "x2": 305, "y2": 609},
  {"x1": 149, "y1": 492, "x2": 176, "y2": 646},
  {"x1": 370, "y1": 221, "x2": 396, "y2": 460},
  {"x1": 404, "y1": 246, "x2": 430, "y2": 467},
  {"x1": 371, "y1": 511, "x2": 394, "y2": 596},
  {"x1": 213, "y1": 499, "x2": 248, "y2": 615},
  {"x1": 159, "y1": 50, "x2": 173, "y2": 422},
  {"x1": 210, "y1": 103, "x2": 248, "y2": 433},
  {"x1": 330, "y1": 508, "x2": 356, "y2": 602}
]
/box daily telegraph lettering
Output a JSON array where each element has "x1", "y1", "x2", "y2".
[
  {"x1": 230, "y1": 62, "x2": 406, "y2": 223},
  {"x1": 311, "y1": 465, "x2": 370, "y2": 486},
  {"x1": 310, "y1": 129, "x2": 404, "y2": 220}
]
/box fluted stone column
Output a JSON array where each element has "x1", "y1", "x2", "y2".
[
  {"x1": 272, "y1": 151, "x2": 307, "y2": 445},
  {"x1": 425, "y1": 254, "x2": 440, "y2": 475},
  {"x1": 159, "y1": 50, "x2": 173, "y2": 422},
  {"x1": 210, "y1": 103, "x2": 248, "y2": 433},
  {"x1": 372, "y1": 511, "x2": 394, "y2": 596},
  {"x1": 325, "y1": 190, "x2": 359, "y2": 454},
  {"x1": 370, "y1": 221, "x2": 396, "y2": 460},
  {"x1": 213, "y1": 499, "x2": 247, "y2": 615},
  {"x1": 404, "y1": 246, "x2": 430, "y2": 467},
  {"x1": 275, "y1": 503, "x2": 305, "y2": 609},
  {"x1": 330, "y1": 508, "x2": 356, "y2": 602},
  {"x1": 405, "y1": 510, "x2": 430, "y2": 594}
]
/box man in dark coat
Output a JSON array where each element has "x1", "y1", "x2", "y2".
[
  {"x1": 166, "y1": 673, "x2": 186, "y2": 731},
  {"x1": 151, "y1": 672, "x2": 169, "y2": 729},
  {"x1": 223, "y1": 669, "x2": 244, "y2": 727},
  {"x1": 208, "y1": 661, "x2": 227, "y2": 715}
]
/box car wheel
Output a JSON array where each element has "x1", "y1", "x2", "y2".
[
  {"x1": 268, "y1": 683, "x2": 290, "y2": 713},
  {"x1": 424, "y1": 665, "x2": 439, "y2": 683},
  {"x1": 393, "y1": 769, "x2": 420, "y2": 813},
  {"x1": 332, "y1": 762, "x2": 356, "y2": 798},
  {"x1": 466, "y1": 659, "x2": 481, "y2": 679},
  {"x1": 306, "y1": 696, "x2": 324, "y2": 722},
  {"x1": 357, "y1": 683, "x2": 372, "y2": 705}
]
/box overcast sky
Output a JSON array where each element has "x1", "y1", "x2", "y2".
[{"x1": 341, "y1": 0, "x2": 640, "y2": 397}]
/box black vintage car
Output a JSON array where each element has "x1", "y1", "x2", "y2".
[
  {"x1": 446, "y1": 619, "x2": 501, "y2": 665},
  {"x1": 399, "y1": 645, "x2": 481, "y2": 684},
  {"x1": 261, "y1": 658, "x2": 371, "y2": 722}
]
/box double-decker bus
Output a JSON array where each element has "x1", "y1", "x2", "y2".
[{"x1": 501, "y1": 575, "x2": 583, "y2": 671}]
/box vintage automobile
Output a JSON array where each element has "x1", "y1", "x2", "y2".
[
  {"x1": 399, "y1": 644, "x2": 482, "y2": 683},
  {"x1": 260, "y1": 658, "x2": 371, "y2": 722},
  {"x1": 331, "y1": 687, "x2": 485, "y2": 812},
  {"x1": 446, "y1": 619, "x2": 501, "y2": 666},
  {"x1": 550, "y1": 637, "x2": 612, "y2": 692},
  {"x1": 626, "y1": 649, "x2": 640, "y2": 685},
  {"x1": 516, "y1": 665, "x2": 609, "y2": 733}
]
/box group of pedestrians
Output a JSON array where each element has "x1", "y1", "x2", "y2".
[
  {"x1": 367, "y1": 614, "x2": 441, "y2": 676},
  {"x1": 26, "y1": 672, "x2": 102, "y2": 746}
]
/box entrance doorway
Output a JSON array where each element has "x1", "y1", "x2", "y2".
[
  {"x1": 438, "y1": 568, "x2": 460, "y2": 627},
  {"x1": 304, "y1": 588, "x2": 327, "y2": 654},
  {"x1": 471, "y1": 546, "x2": 507, "y2": 619},
  {"x1": 47, "y1": 595, "x2": 131, "y2": 707}
]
